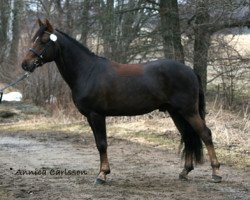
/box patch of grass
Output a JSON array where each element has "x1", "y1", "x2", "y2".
[
  {"x1": 0, "y1": 120, "x2": 89, "y2": 134},
  {"x1": 110, "y1": 129, "x2": 180, "y2": 151},
  {"x1": 216, "y1": 148, "x2": 250, "y2": 170}
]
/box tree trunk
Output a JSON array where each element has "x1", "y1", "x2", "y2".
[
  {"x1": 159, "y1": 0, "x2": 184, "y2": 63},
  {"x1": 101, "y1": 0, "x2": 114, "y2": 59},
  {"x1": 193, "y1": 0, "x2": 210, "y2": 93},
  {"x1": 65, "y1": 0, "x2": 73, "y2": 34},
  {"x1": 8, "y1": 0, "x2": 23, "y2": 66},
  {"x1": 0, "y1": 1, "x2": 9, "y2": 67},
  {"x1": 80, "y1": 0, "x2": 91, "y2": 45},
  {"x1": 0, "y1": 0, "x2": 22, "y2": 81}
]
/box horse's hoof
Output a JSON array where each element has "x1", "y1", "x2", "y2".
[
  {"x1": 95, "y1": 178, "x2": 106, "y2": 185},
  {"x1": 95, "y1": 172, "x2": 107, "y2": 185},
  {"x1": 212, "y1": 175, "x2": 222, "y2": 183},
  {"x1": 179, "y1": 173, "x2": 188, "y2": 181}
]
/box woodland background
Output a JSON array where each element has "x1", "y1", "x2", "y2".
[{"x1": 0, "y1": 0, "x2": 249, "y2": 112}]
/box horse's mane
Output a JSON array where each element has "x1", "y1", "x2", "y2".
[{"x1": 55, "y1": 29, "x2": 97, "y2": 57}]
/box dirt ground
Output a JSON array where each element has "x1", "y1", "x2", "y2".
[{"x1": 0, "y1": 129, "x2": 249, "y2": 200}]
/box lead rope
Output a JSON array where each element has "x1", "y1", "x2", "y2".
[{"x1": 0, "y1": 72, "x2": 31, "y2": 103}]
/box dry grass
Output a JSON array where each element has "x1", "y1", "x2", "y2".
[
  {"x1": 205, "y1": 103, "x2": 249, "y2": 169},
  {"x1": 0, "y1": 100, "x2": 249, "y2": 169},
  {"x1": 206, "y1": 104, "x2": 249, "y2": 149}
]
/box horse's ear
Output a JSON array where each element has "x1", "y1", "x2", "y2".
[
  {"x1": 37, "y1": 18, "x2": 44, "y2": 27},
  {"x1": 45, "y1": 19, "x2": 54, "y2": 32}
]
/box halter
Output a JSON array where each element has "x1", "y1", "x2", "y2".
[{"x1": 29, "y1": 31, "x2": 58, "y2": 69}]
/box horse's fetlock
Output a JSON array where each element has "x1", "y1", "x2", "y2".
[
  {"x1": 211, "y1": 163, "x2": 220, "y2": 169},
  {"x1": 185, "y1": 165, "x2": 194, "y2": 172}
]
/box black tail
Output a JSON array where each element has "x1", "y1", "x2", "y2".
[
  {"x1": 170, "y1": 111, "x2": 204, "y2": 164},
  {"x1": 179, "y1": 74, "x2": 205, "y2": 164},
  {"x1": 196, "y1": 74, "x2": 205, "y2": 120},
  {"x1": 180, "y1": 118, "x2": 204, "y2": 164}
]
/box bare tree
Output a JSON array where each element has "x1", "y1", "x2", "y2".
[
  {"x1": 187, "y1": 0, "x2": 250, "y2": 93},
  {"x1": 98, "y1": 0, "x2": 158, "y2": 63}
]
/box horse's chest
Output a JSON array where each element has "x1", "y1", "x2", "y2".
[{"x1": 72, "y1": 91, "x2": 106, "y2": 115}]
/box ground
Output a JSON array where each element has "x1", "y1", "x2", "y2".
[{"x1": 0, "y1": 102, "x2": 249, "y2": 199}]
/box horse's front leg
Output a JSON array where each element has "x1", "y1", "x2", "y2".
[{"x1": 87, "y1": 112, "x2": 110, "y2": 184}]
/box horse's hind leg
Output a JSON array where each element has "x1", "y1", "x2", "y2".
[
  {"x1": 184, "y1": 114, "x2": 222, "y2": 183},
  {"x1": 87, "y1": 112, "x2": 110, "y2": 184},
  {"x1": 168, "y1": 110, "x2": 195, "y2": 180}
]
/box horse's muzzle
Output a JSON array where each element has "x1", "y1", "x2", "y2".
[{"x1": 22, "y1": 59, "x2": 43, "y2": 72}]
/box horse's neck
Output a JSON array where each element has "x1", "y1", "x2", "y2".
[{"x1": 54, "y1": 36, "x2": 97, "y2": 89}]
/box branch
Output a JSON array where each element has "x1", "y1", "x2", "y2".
[
  {"x1": 207, "y1": 61, "x2": 250, "y2": 83},
  {"x1": 115, "y1": 6, "x2": 158, "y2": 14},
  {"x1": 210, "y1": 17, "x2": 250, "y2": 33},
  {"x1": 190, "y1": 15, "x2": 250, "y2": 34}
]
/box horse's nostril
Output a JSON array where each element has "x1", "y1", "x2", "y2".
[{"x1": 22, "y1": 61, "x2": 28, "y2": 70}]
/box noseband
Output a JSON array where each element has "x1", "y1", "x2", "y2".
[{"x1": 29, "y1": 31, "x2": 58, "y2": 68}]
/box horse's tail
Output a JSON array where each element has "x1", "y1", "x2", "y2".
[
  {"x1": 196, "y1": 74, "x2": 205, "y2": 120},
  {"x1": 180, "y1": 73, "x2": 205, "y2": 164}
]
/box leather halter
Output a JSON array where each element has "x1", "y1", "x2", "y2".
[{"x1": 29, "y1": 31, "x2": 57, "y2": 69}]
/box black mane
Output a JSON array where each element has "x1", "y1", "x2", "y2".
[{"x1": 55, "y1": 29, "x2": 97, "y2": 57}]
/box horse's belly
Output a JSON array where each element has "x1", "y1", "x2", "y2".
[
  {"x1": 105, "y1": 107, "x2": 157, "y2": 116},
  {"x1": 104, "y1": 98, "x2": 163, "y2": 116}
]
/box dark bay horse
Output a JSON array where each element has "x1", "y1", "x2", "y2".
[{"x1": 21, "y1": 19, "x2": 222, "y2": 183}]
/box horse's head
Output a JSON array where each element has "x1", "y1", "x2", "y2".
[{"x1": 21, "y1": 19, "x2": 58, "y2": 72}]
